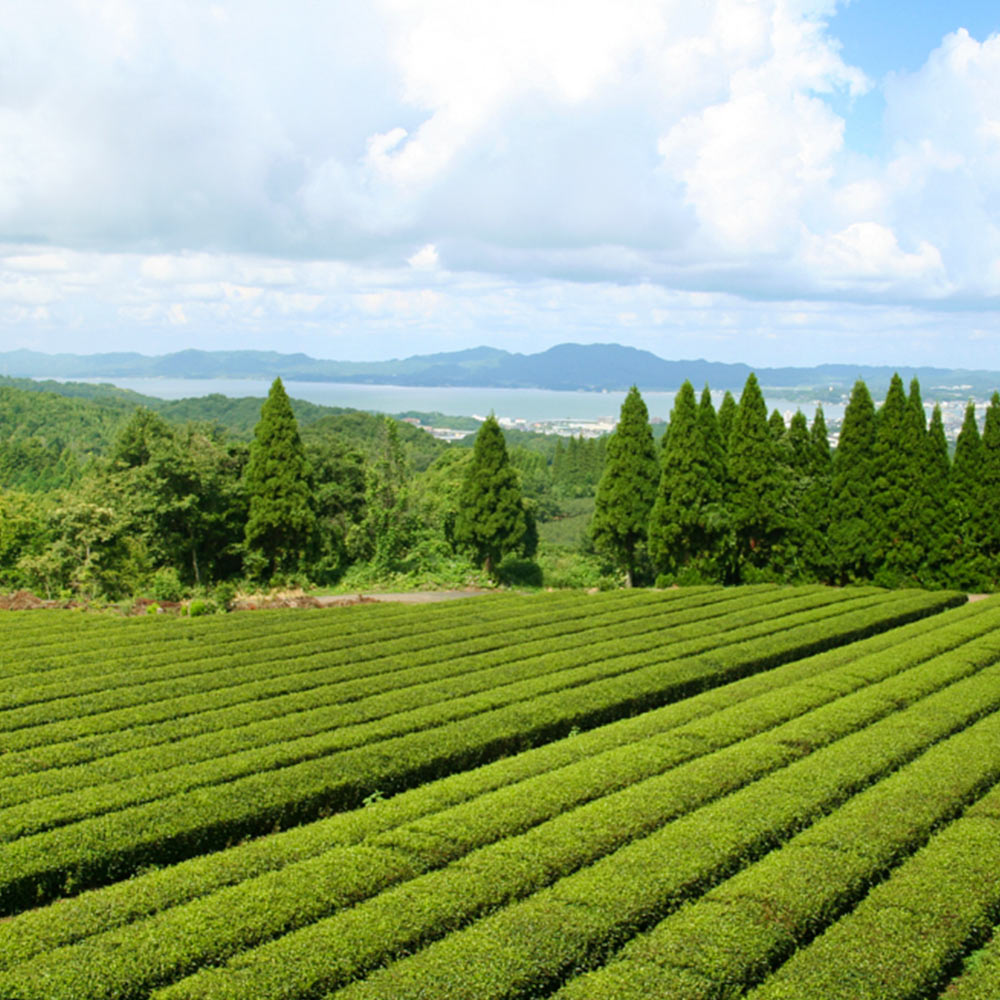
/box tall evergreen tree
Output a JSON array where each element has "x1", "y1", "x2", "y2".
[
  {"x1": 871, "y1": 373, "x2": 918, "y2": 583},
  {"x1": 768, "y1": 409, "x2": 786, "y2": 440},
  {"x1": 591, "y1": 386, "x2": 658, "y2": 587},
  {"x1": 951, "y1": 400, "x2": 988, "y2": 587},
  {"x1": 453, "y1": 415, "x2": 533, "y2": 576},
  {"x1": 924, "y1": 403, "x2": 951, "y2": 585},
  {"x1": 243, "y1": 377, "x2": 316, "y2": 579},
  {"x1": 801, "y1": 406, "x2": 833, "y2": 581},
  {"x1": 981, "y1": 392, "x2": 1000, "y2": 583},
  {"x1": 830, "y1": 379, "x2": 877, "y2": 582},
  {"x1": 728, "y1": 373, "x2": 783, "y2": 578},
  {"x1": 648, "y1": 382, "x2": 725, "y2": 582},
  {"x1": 717, "y1": 391, "x2": 737, "y2": 453}
]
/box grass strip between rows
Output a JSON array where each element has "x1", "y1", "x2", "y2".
[
  {"x1": 1, "y1": 598, "x2": 990, "y2": 973},
  {"x1": 145, "y1": 655, "x2": 1000, "y2": 1000},
  {"x1": 0, "y1": 589, "x2": 957, "y2": 914},
  {"x1": 2, "y1": 605, "x2": 997, "y2": 998},
  {"x1": 0, "y1": 591, "x2": 888, "y2": 835},
  {"x1": 743, "y1": 783, "x2": 1000, "y2": 1000}
]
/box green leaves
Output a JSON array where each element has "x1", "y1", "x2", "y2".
[
  {"x1": 243, "y1": 378, "x2": 316, "y2": 580},
  {"x1": 591, "y1": 387, "x2": 658, "y2": 587},
  {"x1": 453, "y1": 416, "x2": 533, "y2": 576}
]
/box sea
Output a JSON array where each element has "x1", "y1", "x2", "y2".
[{"x1": 64, "y1": 377, "x2": 845, "y2": 426}]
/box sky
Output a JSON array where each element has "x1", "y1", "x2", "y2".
[{"x1": 1, "y1": 0, "x2": 999, "y2": 369}]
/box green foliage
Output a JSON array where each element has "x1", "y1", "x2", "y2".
[
  {"x1": 591, "y1": 387, "x2": 658, "y2": 586},
  {"x1": 717, "y1": 390, "x2": 737, "y2": 451},
  {"x1": 453, "y1": 416, "x2": 535, "y2": 576},
  {"x1": 728, "y1": 373, "x2": 785, "y2": 578},
  {"x1": 648, "y1": 382, "x2": 728, "y2": 583},
  {"x1": 950, "y1": 401, "x2": 989, "y2": 587},
  {"x1": 243, "y1": 378, "x2": 316, "y2": 580},
  {"x1": 830, "y1": 379, "x2": 878, "y2": 583},
  {"x1": 981, "y1": 391, "x2": 1000, "y2": 575},
  {"x1": 349, "y1": 418, "x2": 417, "y2": 574}
]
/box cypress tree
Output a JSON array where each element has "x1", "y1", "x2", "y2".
[
  {"x1": 717, "y1": 391, "x2": 737, "y2": 452},
  {"x1": 698, "y1": 386, "x2": 727, "y2": 499},
  {"x1": 648, "y1": 382, "x2": 725, "y2": 582},
  {"x1": 728, "y1": 373, "x2": 783, "y2": 578},
  {"x1": 779, "y1": 411, "x2": 813, "y2": 581},
  {"x1": 924, "y1": 403, "x2": 951, "y2": 585},
  {"x1": 591, "y1": 386, "x2": 658, "y2": 587},
  {"x1": 801, "y1": 406, "x2": 833, "y2": 581},
  {"x1": 768, "y1": 409, "x2": 786, "y2": 441},
  {"x1": 453, "y1": 415, "x2": 532, "y2": 577},
  {"x1": 982, "y1": 392, "x2": 1000, "y2": 583},
  {"x1": 244, "y1": 377, "x2": 316, "y2": 579},
  {"x1": 951, "y1": 400, "x2": 987, "y2": 587},
  {"x1": 871, "y1": 374, "x2": 917, "y2": 583},
  {"x1": 830, "y1": 379, "x2": 877, "y2": 582}
]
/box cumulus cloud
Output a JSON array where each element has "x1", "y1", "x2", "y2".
[{"x1": 0, "y1": 1, "x2": 998, "y2": 364}]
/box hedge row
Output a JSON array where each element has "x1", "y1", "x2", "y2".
[
  {"x1": 0, "y1": 588, "x2": 800, "y2": 757},
  {"x1": 0, "y1": 590, "x2": 957, "y2": 914},
  {"x1": 0, "y1": 592, "x2": 479, "y2": 676},
  {"x1": 0, "y1": 588, "x2": 697, "y2": 723},
  {"x1": 942, "y1": 927, "x2": 1000, "y2": 999},
  {"x1": 745, "y1": 781, "x2": 1000, "y2": 1000},
  {"x1": 0, "y1": 592, "x2": 831, "y2": 814},
  {"x1": 3, "y1": 597, "x2": 987, "y2": 973},
  {"x1": 0, "y1": 592, "x2": 727, "y2": 774},
  {"x1": 554, "y1": 702, "x2": 1000, "y2": 998},
  {"x1": 0, "y1": 589, "x2": 664, "y2": 706},
  {"x1": 0, "y1": 590, "x2": 757, "y2": 762},
  {"x1": 0, "y1": 592, "x2": 878, "y2": 815},
  {"x1": 2, "y1": 603, "x2": 995, "y2": 997},
  {"x1": 145, "y1": 641, "x2": 1000, "y2": 1000}
]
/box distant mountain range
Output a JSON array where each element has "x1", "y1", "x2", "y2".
[{"x1": 2, "y1": 344, "x2": 998, "y2": 397}]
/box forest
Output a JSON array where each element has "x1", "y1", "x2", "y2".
[{"x1": 0, "y1": 369, "x2": 997, "y2": 605}]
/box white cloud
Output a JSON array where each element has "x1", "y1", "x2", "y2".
[
  {"x1": 407, "y1": 244, "x2": 440, "y2": 270},
  {"x1": 0, "y1": 2, "x2": 998, "y2": 365}
]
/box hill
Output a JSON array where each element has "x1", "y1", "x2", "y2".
[{"x1": 5, "y1": 343, "x2": 1000, "y2": 395}]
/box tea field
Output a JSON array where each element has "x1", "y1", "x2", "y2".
[{"x1": 2, "y1": 585, "x2": 999, "y2": 999}]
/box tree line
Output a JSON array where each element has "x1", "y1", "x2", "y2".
[
  {"x1": 591, "y1": 375, "x2": 1000, "y2": 591},
  {"x1": 0, "y1": 379, "x2": 544, "y2": 601}
]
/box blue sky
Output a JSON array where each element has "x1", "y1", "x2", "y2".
[{"x1": 1, "y1": 1, "x2": 999, "y2": 370}]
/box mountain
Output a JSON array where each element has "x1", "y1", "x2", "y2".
[{"x1": 2, "y1": 344, "x2": 998, "y2": 396}]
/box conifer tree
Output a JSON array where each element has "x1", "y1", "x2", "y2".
[
  {"x1": 801, "y1": 406, "x2": 833, "y2": 581},
  {"x1": 243, "y1": 377, "x2": 316, "y2": 579},
  {"x1": 951, "y1": 400, "x2": 987, "y2": 587},
  {"x1": 768, "y1": 409, "x2": 786, "y2": 440},
  {"x1": 717, "y1": 391, "x2": 737, "y2": 452},
  {"x1": 871, "y1": 373, "x2": 916, "y2": 582},
  {"x1": 648, "y1": 382, "x2": 725, "y2": 581},
  {"x1": 830, "y1": 379, "x2": 877, "y2": 582},
  {"x1": 924, "y1": 403, "x2": 951, "y2": 584},
  {"x1": 591, "y1": 386, "x2": 658, "y2": 587},
  {"x1": 453, "y1": 415, "x2": 532, "y2": 576},
  {"x1": 981, "y1": 392, "x2": 1000, "y2": 582},
  {"x1": 775, "y1": 410, "x2": 812, "y2": 581},
  {"x1": 728, "y1": 373, "x2": 783, "y2": 578},
  {"x1": 698, "y1": 386, "x2": 727, "y2": 500}
]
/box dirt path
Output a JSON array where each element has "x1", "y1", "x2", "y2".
[{"x1": 316, "y1": 589, "x2": 490, "y2": 606}]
